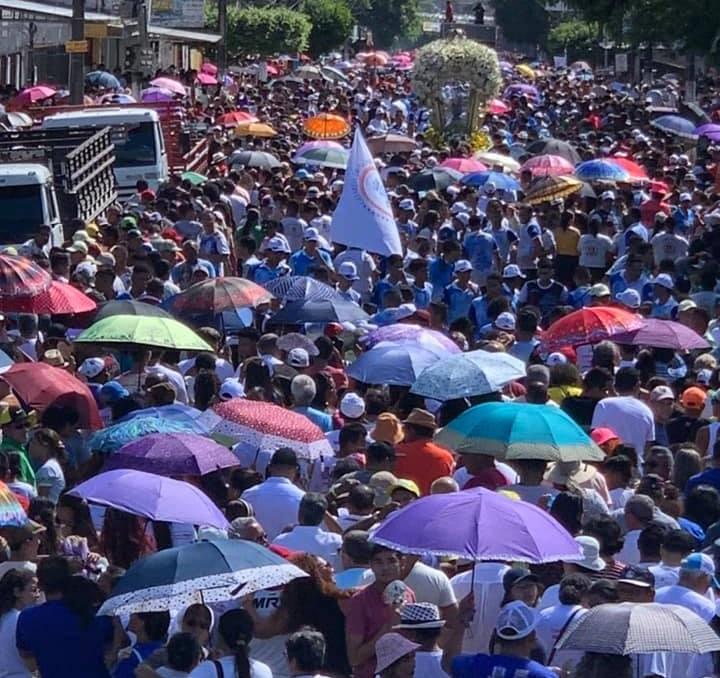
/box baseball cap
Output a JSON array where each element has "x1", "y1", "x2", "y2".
[
  {"x1": 617, "y1": 564, "x2": 655, "y2": 588},
  {"x1": 78, "y1": 357, "x2": 105, "y2": 379},
  {"x1": 67, "y1": 241, "x2": 88, "y2": 255},
  {"x1": 681, "y1": 553, "x2": 719, "y2": 587},
  {"x1": 120, "y1": 216, "x2": 138, "y2": 230},
  {"x1": 303, "y1": 227, "x2": 320, "y2": 242},
  {"x1": 453, "y1": 259, "x2": 473, "y2": 274},
  {"x1": 502, "y1": 567, "x2": 539, "y2": 592},
  {"x1": 588, "y1": 283, "x2": 611, "y2": 298},
  {"x1": 502, "y1": 264, "x2": 526, "y2": 279},
  {"x1": 0, "y1": 406, "x2": 28, "y2": 427},
  {"x1": 338, "y1": 262, "x2": 359, "y2": 281},
  {"x1": 697, "y1": 369, "x2": 713, "y2": 386},
  {"x1": 650, "y1": 385, "x2": 675, "y2": 402},
  {"x1": 340, "y1": 392, "x2": 365, "y2": 419},
  {"x1": 616, "y1": 288, "x2": 641, "y2": 309},
  {"x1": 219, "y1": 378, "x2": 245, "y2": 401},
  {"x1": 590, "y1": 427, "x2": 618, "y2": 446},
  {"x1": 306, "y1": 186, "x2": 321, "y2": 198},
  {"x1": 398, "y1": 198, "x2": 415, "y2": 212},
  {"x1": 266, "y1": 236, "x2": 290, "y2": 254},
  {"x1": 679, "y1": 192, "x2": 692, "y2": 202},
  {"x1": 677, "y1": 299, "x2": 698, "y2": 313},
  {"x1": 601, "y1": 190, "x2": 615, "y2": 201},
  {"x1": 681, "y1": 386, "x2": 707, "y2": 410},
  {"x1": 495, "y1": 601, "x2": 539, "y2": 640},
  {"x1": 495, "y1": 312, "x2": 516, "y2": 331},
  {"x1": 546, "y1": 352, "x2": 568, "y2": 367},
  {"x1": 96, "y1": 253, "x2": 116, "y2": 269},
  {"x1": 655, "y1": 211, "x2": 668, "y2": 223},
  {"x1": 653, "y1": 273, "x2": 674, "y2": 290},
  {"x1": 287, "y1": 347, "x2": 310, "y2": 368},
  {"x1": 99, "y1": 380, "x2": 129, "y2": 404},
  {"x1": 391, "y1": 479, "x2": 421, "y2": 498}
]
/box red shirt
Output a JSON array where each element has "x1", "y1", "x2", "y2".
[
  {"x1": 463, "y1": 468, "x2": 508, "y2": 491},
  {"x1": 394, "y1": 439, "x2": 455, "y2": 495}
]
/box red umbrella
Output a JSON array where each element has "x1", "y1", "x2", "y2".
[
  {"x1": 2, "y1": 363, "x2": 102, "y2": 429},
  {"x1": 440, "y1": 158, "x2": 488, "y2": 174},
  {"x1": 0, "y1": 280, "x2": 96, "y2": 315},
  {"x1": 216, "y1": 111, "x2": 258, "y2": 127},
  {"x1": 541, "y1": 307, "x2": 644, "y2": 352},
  {"x1": 166, "y1": 277, "x2": 274, "y2": 315},
  {"x1": 0, "y1": 255, "x2": 51, "y2": 298},
  {"x1": 648, "y1": 179, "x2": 670, "y2": 194},
  {"x1": 608, "y1": 157, "x2": 649, "y2": 182}
]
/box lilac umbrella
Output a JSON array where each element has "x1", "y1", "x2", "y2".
[
  {"x1": 696, "y1": 124, "x2": 720, "y2": 142},
  {"x1": 294, "y1": 140, "x2": 344, "y2": 157},
  {"x1": 503, "y1": 84, "x2": 539, "y2": 100},
  {"x1": 104, "y1": 433, "x2": 240, "y2": 477},
  {"x1": 362, "y1": 325, "x2": 461, "y2": 354},
  {"x1": 141, "y1": 87, "x2": 175, "y2": 103},
  {"x1": 69, "y1": 469, "x2": 229, "y2": 529},
  {"x1": 370, "y1": 487, "x2": 583, "y2": 563},
  {"x1": 610, "y1": 318, "x2": 709, "y2": 350}
]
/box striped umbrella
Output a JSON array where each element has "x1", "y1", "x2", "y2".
[
  {"x1": 294, "y1": 140, "x2": 344, "y2": 157},
  {"x1": 524, "y1": 175, "x2": 584, "y2": 205},
  {"x1": 574, "y1": 159, "x2": 630, "y2": 183},
  {"x1": 303, "y1": 113, "x2": 351, "y2": 140},
  {"x1": 0, "y1": 254, "x2": 51, "y2": 297},
  {"x1": 650, "y1": 115, "x2": 698, "y2": 140},
  {"x1": 520, "y1": 154, "x2": 575, "y2": 177}
]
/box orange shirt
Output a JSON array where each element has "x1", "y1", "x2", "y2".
[{"x1": 394, "y1": 439, "x2": 455, "y2": 495}]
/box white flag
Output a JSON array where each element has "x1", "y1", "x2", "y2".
[{"x1": 330, "y1": 128, "x2": 402, "y2": 257}]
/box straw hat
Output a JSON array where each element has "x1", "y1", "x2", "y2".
[{"x1": 372, "y1": 413, "x2": 404, "y2": 445}]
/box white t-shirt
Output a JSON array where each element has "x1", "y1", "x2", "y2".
[
  {"x1": 414, "y1": 650, "x2": 449, "y2": 678},
  {"x1": 617, "y1": 529, "x2": 641, "y2": 565},
  {"x1": 0, "y1": 609, "x2": 30, "y2": 678},
  {"x1": 535, "y1": 604, "x2": 585, "y2": 674},
  {"x1": 35, "y1": 458, "x2": 65, "y2": 504},
  {"x1": 189, "y1": 656, "x2": 272, "y2": 678},
  {"x1": 651, "y1": 232, "x2": 689, "y2": 264},
  {"x1": 404, "y1": 562, "x2": 457, "y2": 608},
  {"x1": 578, "y1": 233, "x2": 615, "y2": 268},
  {"x1": 655, "y1": 585, "x2": 716, "y2": 622},
  {"x1": 648, "y1": 564, "x2": 680, "y2": 589},
  {"x1": 247, "y1": 589, "x2": 289, "y2": 678},
  {"x1": 591, "y1": 396, "x2": 655, "y2": 462}
]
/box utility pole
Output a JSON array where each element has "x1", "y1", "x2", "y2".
[
  {"x1": 218, "y1": 0, "x2": 228, "y2": 73},
  {"x1": 70, "y1": 0, "x2": 85, "y2": 104}
]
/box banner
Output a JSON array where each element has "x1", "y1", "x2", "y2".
[
  {"x1": 330, "y1": 128, "x2": 402, "y2": 257},
  {"x1": 150, "y1": 0, "x2": 205, "y2": 28}
]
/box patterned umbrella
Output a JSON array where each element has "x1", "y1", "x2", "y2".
[
  {"x1": 347, "y1": 342, "x2": 445, "y2": 386},
  {"x1": 95, "y1": 300, "x2": 174, "y2": 321},
  {"x1": 541, "y1": 306, "x2": 644, "y2": 351},
  {"x1": 0, "y1": 255, "x2": 51, "y2": 298},
  {"x1": 267, "y1": 298, "x2": 369, "y2": 326},
  {"x1": 524, "y1": 175, "x2": 583, "y2": 206},
  {"x1": 650, "y1": 115, "x2": 698, "y2": 140},
  {"x1": 520, "y1": 154, "x2": 575, "y2": 177},
  {"x1": 461, "y1": 170, "x2": 520, "y2": 192},
  {"x1": 607, "y1": 157, "x2": 649, "y2": 182},
  {"x1": 166, "y1": 278, "x2": 273, "y2": 316},
  {"x1": 0, "y1": 280, "x2": 95, "y2": 314},
  {"x1": 574, "y1": 159, "x2": 630, "y2": 183},
  {"x1": 366, "y1": 134, "x2": 417, "y2": 155},
  {"x1": 216, "y1": 111, "x2": 258, "y2": 126},
  {"x1": 228, "y1": 150, "x2": 280, "y2": 169},
  {"x1": 303, "y1": 113, "x2": 351, "y2": 140},
  {"x1": 261, "y1": 276, "x2": 339, "y2": 303},
  {"x1": 200, "y1": 399, "x2": 333, "y2": 460},
  {"x1": 362, "y1": 325, "x2": 460, "y2": 354},
  {"x1": 99, "y1": 540, "x2": 308, "y2": 616},
  {"x1": 474, "y1": 152, "x2": 521, "y2": 173},
  {"x1": 440, "y1": 157, "x2": 488, "y2": 174},
  {"x1": 609, "y1": 318, "x2": 709, "y2": 350},
  {"x1": 89, "y1": 418, "x2": 199, "y2": 455},
  {"x1": 292, "y1": 146, "x2": 349, "y2": 169},
  {"x1": 526, "y1": 139, "x2": 581, "y2": 164},
  {"x1": 503, "y1": 84, "x2": 539, "y2": 100},
  {"x1": 119, "y1": 405, "x2": 210, "y2": 434},
  {"x1": 234, "y1": 122, "x2": 277, "y2": 138},
  {"x1": 0, "y1": 481, "x2": 29, "y2": 527},
  {"x1": 149, "y1": 77, "x2": 186, "y2": 96},
  {"x1": 294, "y1": 140, "x2": 344, "y2": 157}
]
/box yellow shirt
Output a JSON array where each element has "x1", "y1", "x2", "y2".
[{"x1": 554, "y1": 227, "x2": 581, "y2": 256}]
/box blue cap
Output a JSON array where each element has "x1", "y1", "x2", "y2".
[
  {"x1": 99, "y1": 380, "x2": 129, "y2": 404},
  {"x1": 295, "y1": 169, "x2": 312, "y2": 179},
  {"x1": 681, "y1": 552, "x2": 719, "y2": 587}
]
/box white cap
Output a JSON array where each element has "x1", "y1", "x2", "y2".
[
  {"x1": 653, "y1": 273, "x2": 674, "y2": 290},
  {"x1": 453, "y1": 259, "x2": 473, "y2": 273},
  {"x1": 546, "y1": 352, "x2": 568, "y2": 366},
  {"x1": 340, "y1": 392, "x2": 366, "y2": 419},
  {"x1": 450, "y1": 202, "x2": 468, "y2": 215},
  {"x1": 616, "y1": 288, "x2": 641, "y2": 309},
  {"x1": 679, "y1": 192, "x2": 692, "y2": 202},
  {"x1": 655, "y1": 211, "x2": 668, "y2": 223},
  {"x1": 601, "y1": 190, "x2": 615, "y2": 201},
  {"x1": 287, "y1": 347, "x2": 310, "y2": 368},
  {"x1": 502, "y1": 264, "x2": 526, "y2": 279},
  {"x1": 398, "y1": 198, "x2": 415, "y2": 212},
  {"x1": 219, "y1": 378, "x2": 246, "y2": 400},
  {"x1": 417, "y1": 228, "x2": 433, "y2": 240},
  {"x1": 267, "y1": 236, "x2": 290, "y2": 253},
  {"x1": 78, "y1": 357, "x2": 105, "y2": 379},
  {"x1": 339, "y1": 261, "x2": 359, "y2": 280},
  {"x1": 454, "y1": 212, "x2": 470, "y2": 226},
  {"x1": 588, "y1": 283, "x2": 611, "y2": 298},
  {"x1": 495, "y1": 601, "x2": 538, "y2": 641},
  {"x1": 495, "y1": 312, "x2": 516, "y2": 331},
  {"x1": 303, "y1": 227, "x2": 320, "y2": 242},
  {"x1": 484, "y1": 182, "x2": 496, "y2": 194}
]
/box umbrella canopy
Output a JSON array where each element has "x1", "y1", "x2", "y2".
[
  {"x1": 527, "y1": 139, "x2": 582, "y2": 165},
  {"x1": 149, "y1": 77, "x2": 186, "y2": 96},
  {"x1": 650, "y1": 115, "x2": 698, "y2": 140},
  {"x1": 293, "y1": 146, "x2": 349, "y2": 169},
  {"x1": 201, "y1": 399, "x2": 333, "y2": 460},
  {"x1": 556, "y1": 603, "x2": 720, "y2": 655},
  {"x1": 303, "y1": 113, "x2": 351, "y2": 140},
  {"x1": 294, "y1": 140, "x2": 344, "y2": 157},
  {"x1": 99, "y1": 540, "x2": 308, "y2": 616},
  {"x1": 520, "y1": 154, "x2": 574, "y2": 177},
  {"x1": 370, "y1": 487, "x2": 583, "y2": 562},
  {"x1": 473, "y1": 152, "x2": 521, "y2": 173},
  {"x1": 104, "y1": 433, "x2": 239, "y2": 476},
  {"x1": 411, "y1": 350, "x2": 526, "y2": 401},
  {"x1": 166, "y1": 278, "x2": 273, "y2": 316},
  {"x1": 296, "y1": 65, "x2": 323, "y2": 80},
  {"x1": 234, "y1": 122, "x2": 277, "y2": 138},
  {"x1": 695, "y1": 123, "x2": 720, "y2": 141},
  {"x1": 180, "y1": 171, "x2": 207, "y2": 186},
  {"x1": 488, "y1": 99, "x2": 510, "y2": 115},
  {"x1": 435, "y1": 402, "x2": 605, "y2": 462},
  {"x1": 228, "y1": 150, "x2": 280, "y2": 169},
  {"x1": 366, "y1": 134, "x2": 416, "y2": 155},
  {"x1": 347, "y1": 342, "x2": 445, "y2": 386},
  {"x1": 607, "y1": 157, "x2": 649, "y2": 182},
  {"x1": 610, "y1": 318, "x2": 709, "y2": 350},
  {"x1": 2, "y1": 363, "x2": 102, "y2": 429},
  {"x1": 69, "y1": 469, "x2": 228, "y2": 528},
  {"x1": 570, "y1": 60, "x2": 592, "y2": 71},
  {"x1": 76, "y1": 315, "x2": 212, "y2": 351},
  {"x1": 95, "y1": 300, "x2": 174, "y2": 321},
  {"x1": 541, "y1": 306, "x2": 644, "y2": 351},
  {"x1": 99, "y1": 93, "x2": 136, "y2": 105},
  {"x1": 0, "y1": 255, "x2": 51, "y2": 298},
  {"x1": 574, "y1": 159, "x2": 630, "y2": 183},
  {"x1": 0, "y1": 280, "x2": 95, "y2": 315},
  {"x1": 261, "y1": 276, "x2": 339, "y2": 303},
  {"x1": 515, "y1": 64, "x2": 535, "y2": 79},
  {"x1": 276, "y1": 332, "x2": 320, "y2": 356},
  {"x1": 363, "y1": 53, "x2": 389, "y2": 67},
  {"x1": 503, "y1": 84, "x2": 539, "y2": 100},
  {"x1": 13, "y1": 85, "x2": 56, "y2": 106},
  {"x1": 362, "y1": 325, "x2": 460, "y2": 354},
  {"x1": 119, "y1": 404, "x2": 210, "y2": 434},
  {"x1": 196, "y1": 72, "x2": 217, "y2": 86},
  {"x1": 141, "y1": 87, "x2": 175, "y2": 103},
  {"x1": 0, "y1": 481, "x2": 30, "y2": 527},
  {"x1": 440, "y1": 157, "x2": 488, "y2": 174},
  {"x1": 408, "y1": 168, "x2": 462, "y2": 192},
  {"x1": 217, "y1": 111, "x2": 258, "y2": 127},
  {"x1": 267, "y1": 298, "x2": 369, "y2": 326},
  {"x1": 461, "y1": 171, "x2": 520, "y2": 192},
  {"x1": 89, "y1": 418, "x2": 200, "y2": 455},
  {"x1": 85, "y1": 71, "x2": 121, "y2": 90},
  {"x1": 524, "y1": 175, "x2": 584, "y2": 205},
  {"x1": 321, "y1": 66, "x2": 349, "y2": 82}
]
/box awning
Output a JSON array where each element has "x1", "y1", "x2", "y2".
[
  {"x1": 0, "y1": 0, "x2": 119, "y2": 23},
  {"x1": 148, "y1": 25, "x2": 222, "y2": 44}
]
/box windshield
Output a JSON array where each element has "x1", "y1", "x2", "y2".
[
  {"x1": 113, "y1": 121, "x2": 158, "y2": 168},
  {"x1": 0, "y1": 184, "x2": 45, "y2": 244}
]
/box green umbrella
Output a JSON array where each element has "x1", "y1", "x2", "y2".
[
  {"x1": 181, "y1": 171, "x2": 208, "y2": 186},
  {"x1": 75, "y1": 315, "x2": 213, "y2": 351}
]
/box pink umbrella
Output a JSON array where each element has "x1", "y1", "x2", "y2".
[
  {"x1": 266, "y1": 64, "x2": 280, "y2": 76},
  {"x1": 441, "y1": 157, "x2": 488, "y2": 174},
  {"x1": 488, "y1": 99, "x2": 510, "y2": 115},
  {"x1": 521, "y1": 154, "x2": 576, "y2": 177},
  {"x1": 141, "y1": 87, "x2": 175, "y2": 103},
  {"x1": 149, "y1": 77, "x2": 186, "y2": 96},
  {"x1": 295, "y1": 140, "x2": 344, "y2": 156},
  {"x1": 196, "y1": 72, "x2": 218, "y2": 86},
  {"x1": 13, "y1": 85, "x2": 56, "y2": 107},
  {"x1": 201, "y1": 62, "x2": 218, "y2": 76}
]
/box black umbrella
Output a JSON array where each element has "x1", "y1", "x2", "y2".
[
  {"x1": 526, "y1": 138, "x2": 582, "y2": 165},
  {"x1": 228, "y1": 150, "x2": 281, "y2": 169},
  {"x1": 408, "y1": 168, "x2": 462, "y2": 192},
  {"x1": 267, "y1": 298, "x2": 369, "y2": 326},
  {"x1": 95, "y1": 300, "x2": 173, "y2": 322}
]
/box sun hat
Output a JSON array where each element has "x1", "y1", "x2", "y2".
[
  {"x1": 371, "y1": 413, "x2": 404, "y2": 445},
  {"x1": 394, "y1": 603, "x2": 446, "y2": 630},
  {"x1": 391, "y1": 479, "x2": 421, "y2": 498},
  {"x1": 403, "y1": 408, "x2": 436, "y2": 431},
  {"x1": 574, "y1": 535, "x2": 606, "y2": 571},
  {"x1": 590, "y1": 427, "x2": 618, "y2": 446},
  {"x1": 42, "y1": 349, "x2": 68, "y2": 368},
  {"x1": 681, "y1": 386, "x2": 707, "y2": 410},
  {"x1": 340, "y1": 392, "x2": 366, "y2": 419},
  {"x1": 546, "y1": 461, "x2": 597, "y2": 486},
  {"x1": 495, "y1": 601, "x2": 539, "y2": 641},
  {"x1": 375, "y1": 633, "x2": 420, "y2": 674}
]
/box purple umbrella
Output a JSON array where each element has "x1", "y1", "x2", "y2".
[
  {"x1": 504, "y1": 84, "x2": 539, "y2": 100},
  {"x1": 696, "y1": 124, "x2": 720, "y2": 142},
  {"x1": 141, "y1": 87, "x2": 175, "y2": 103},
  {"x1": 610, "y1": 318, "x2": 709, "y2": 350},
  {"x1": 69, "y1": 469, "x2": 229, "y2": 529},
  {"x1": 370, "y1": 487, "x2": 583, "y2": 563},
  {"x1": 362, "y1": 325, "x2": 461, "y2": 354},
  {"x1": 104, "y1": 433, "x2": 240, "y2": 477},
  {"x1": 294, "y1": 140, "x2": 344, "y2": 157}
]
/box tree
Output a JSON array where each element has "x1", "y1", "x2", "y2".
[
  {"x1": 492, "y1": 0, "x2": 549, "y2": 47},
  {"x1": 547, "y1": 20, "x2": 598, "y2": 56},
  {"x1": 225, "y1": 7, "x2": 311, "y2": 57},
  {"x1": 351, "y1": 0, "x2": 420, "y2": 49},
  {"x1": 302, "y1": 0, "x2": 354, "y2": 57}
]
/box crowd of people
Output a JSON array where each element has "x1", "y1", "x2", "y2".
[{"x1": 2, "y1": 45, "x2": 720, "y2": 678}]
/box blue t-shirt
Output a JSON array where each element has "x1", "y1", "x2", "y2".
[
  {"x1": 464, "y1": 231, "x2": 498, "y2": 275},
  {"x1": 452, "y1": 653, "x2": 557, "y2": 678},
  {"x1": 289, "y1": 249, "x2": 333, "y2": 276},
  {"x1": 292, "y1": 405, "x2": 334, "y2": 433},
  {"x1": 113, "y1": 641, "x2": 164, "y2": 678},
  {"x1": 16, "y1": 601, "x2": 114, "y2": 678}
]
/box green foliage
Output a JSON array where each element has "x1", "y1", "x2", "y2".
[
  {"x1": 547, "y1": 20, "x2": 598, "y2": 55},
  {"x1": 492, "y1": 0, "x2": 549, "y2": 46},
  {"x1": 351, "y1": 0, "x2": 421, "y2": 49},
  {"x1": 302, "y1": 0, "x2": 354, "y2": 57},
  {"x1": 225, "y1": 6, "x2": 312, "y2": 56}
]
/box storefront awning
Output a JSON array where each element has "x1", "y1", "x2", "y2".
[
  {"x1": 0, "y1": 0, "x2": 120, "y2": 24},
  {"x1": 148, "y1": 25, "x2": 222, "y2": 44}
]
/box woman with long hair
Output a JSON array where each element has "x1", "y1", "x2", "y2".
[
  {"x1": 0, "y1": 570, "x2": 39, "y2": 678},
  {"x1": 27, "y1": 497, "x2": 59, "y2": 556},
  {"x1": 27, "y1": 428, "x2": 66, "y2": 504},
  {"x1": 56, "y1": 493, "x2": 99, "y2": 550},
  {"x1": 193, "y1": 370, "x2": 220, "y2": 411},
  {"x1": 99, "y1": 508, "x2": 156, "y2": 569}
]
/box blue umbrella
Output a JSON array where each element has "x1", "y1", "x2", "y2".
[
  {"x1": 261, "y1": 276, "x2": 338, "y2": 303},
  {"x1": 461, "y1": 171, "x2": 520, "y2": 192},
  {"x1": 119, "y1": 404, "x2": 211, "y2": 434},
  {"x1": 347, "y1": 342, "x2": 445, "y2": 386},
  {"x1": 650, "y1": 115, "x2": 698, "y2": 140},
  {"x1": 574, "y1": 159, "x2": 629, "y2": 183},
  {"x1": 267, "y1": 298, "x2": 369, "y2": 326},
  {"x1": 88, "y1": 417, "x2": 199, "y2": 455},
  {"x1": 85, "y1": 70, "x2": 122, "y2": 90},
  {"x1": 98, "y1": 539, "x2": 307, "y2": 615}
]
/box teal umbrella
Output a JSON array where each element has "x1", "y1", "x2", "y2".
[
  {"x1": 292, "y1": 147, "x2": 349, "y2": 169},
  {"x1": 435, "y1": 402, "x2": 604, "y2": 462}
]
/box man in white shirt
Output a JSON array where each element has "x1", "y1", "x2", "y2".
[
  {"x1": 333, "y1": 247, "x2": 377, "y2": 300},
  {"x1": 655, "y1": 553, "x2": 717, "y2": 622},
  {"x1": 272, "y1": 492, "x2": 342, "y2": 569},
  {"x1": 242, "y1": 448, "x2": 305, "y2": 540},
  {"x1": 617, "y1": 495, "x2": 656, "y2": 565}
]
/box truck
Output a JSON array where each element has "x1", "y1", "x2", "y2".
[{"x1": 0, "y1": 126, "x2": 116, "y2": 248}]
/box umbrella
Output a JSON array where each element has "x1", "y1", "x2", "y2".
[
  {"x1": 201, "y1": 399, "x2": 333, "y2": 460},
  {"x1": 695, "y1": 123, "x2": 720, "y2": 141},
  {"x1": 119, "y1": 404, "x2": 210, "y2": 434},
  {"x1": 556, "y1": 603, "x2": 720, "y2": 655},
  {"x1": 362, "y1": 325, "x2": 460, "y2": 354},
  {"x1": 180, "y1": 171, "x2": 208, "y2": 186},
  {"x1": 370, "y1": 487, "x2": 583, "y2": 562},
  {"x1": 541, "y1": 307, "x2": 644, "y2": 351},
  {"x1": 435, "y1": 402, "x2": 604, "y2": 462},
  {"x1": 166, "y1": 278, "x2": 273, "y2": 317},
  {"x1": 347, "y1": 342, "x2": 445, "y2": 386},
  {"x1": 267, "y1": 298, "x2": 369, "y2": 326},
  {"x1": 574, "y1": 159, "x2": 629, "y2": 183},
  {"x1": 0, "y1": 255, "x2": 50, "y2": 297},
  {"x1": 13, "y1": 85, "x2": 56, "y2": 106},
  {"x1": 276, "y1": 332, "x2": 320, "y2": 356},
  {"x1": 650, "y1": 115, "x2": 698, "y2": 140},
  {"x1": 216, "y1": 111, "x2": 258, "y2": 127},
  {"x1": 99, "y1": 93, "x2": 137, "y2": 105},
  {"x1": 85, "y1": 71, "x2": 121, "y2": 90},
  {"x1": 229, "y1": 150, "x2": 280, "y2": 170},
  {"x1": 69, "y1": 469, "x2": 228, "y2": 529},
  {"x1": 440, "y1": 158, "x2": 488, "y2": 174},
  {"x1": 648, "y1": 179, "x2": 670, "y2": 194},
  {"x1": 76, "y1": 315, "x2": 212, "y2": 352},
  {"x1": 408, "y1": 168, "x2": 462, "y2": 192},
  {"x1": 524, "y1": 175, "x2": 583, "y2": 206},
  {"x1": 294, "y1": 140, "x2": 344, "y2": 157},
  {"x1": 526, "y1": 139, "x2": 582, "y2": 165},
  {"x1": 488, "y1": 99, "x2": 510, "y2": 115},
  {"x1": 462, "y1": 171, "x2": 520, "y2": 192},
  {"x1": 196, "y1": 72, "x2": 218, "y2": 86},
  {"x1": 474, "y1": 152, "x2": 521, "y2": 173},
  {"x1": 0, "y1": 481, "x2": 30, "y2": 527},
  {"x1": 610, "y1": 318, "x2": 709, "y2": 350},
  {"x1": 321, "y1": 66, "x2": 349, "y2": 82},
  {"x1": 515, "y1": 64, "x2": 535, "y2": 79},
  {"x1": 296, "y1": 65, "x2": 323, "y2": 80},
  {"x1": 149, "y1": 77, "x2": 186, "y2": 96},
  {"x1": 99, "y1": 540, "x2": 308, "y2": 616},
  {"x1": 520, "y1": 154, "x2": 574, "y2": 177},
  {"x1": 201, "y1": 62, "x2": 218, "y2": 75},
  {"x1": 234, "y1": 122, "x2": 277, "y2": 138},
  {"x1": 411, "y1": 350, "x2": 526, "y2": 400},
  {"x1": 89, "y1": 418, "x2": 200, "y2": 455},
  {"x1": 503, "y1": 84, "x2": 539, "y2": 100},
  {"x1": 95, "y1": 300, "x2": 174, "y2": 321},
  {"x1": 570, "y1": 60, "x2": 592, "y2": 71},
  {"x1": 366, "y1": 134, "x2": 416, "y2": 155},
  {"x1": 0, "y1": 280, "x2": 95, "y2": 315},
  {"x1": 104, "y1": 433, "x2": 239, "y2": 476},
  {"x1": 261, "y1": 276, "x2": 339, "y2": 303},
  {"x1": 303, "y1": 113, "x2": 351, "y2": 140},
  {"x1": 363, "y1": 53, "x2": 389, "y2": 67},
  {"x1": 607, "y1": 157, "x2": 649, "y2": 182},
  {"x1": 2, "y1": 363, "x2": 102, "y2": 429},
  {"x1": 292, "y1": 146, "x2": 349, "y2": 169},
  {"x1": 141, "y1": 87, "x2": 175, "y2": 103}
]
